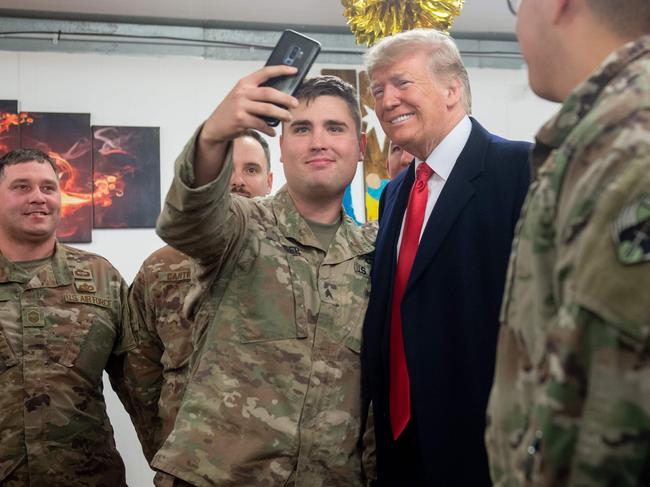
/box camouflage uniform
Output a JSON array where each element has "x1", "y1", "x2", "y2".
[
  {"x1": 0, "y1": 242, "x2": 135, "y2": 486},
  {"x1": 152, "y1": 134, "x2": 377, "y2": 487},
  {"x1": 486, "y1": 36, "x2": 650, "y2": 486},
  {"x1": 124, "y1": 245, "x2": 195, "y2": 462}
]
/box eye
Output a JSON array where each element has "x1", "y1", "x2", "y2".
[
  {"x1": 398, "y1": 80, "x2": 411, "y2": 89},
  {"x1": 293, "y1": 125, "x2": 309, "y2": 134},
  {"x1": 41, "y1": 185, "x2": 57, "y2": 193},
  {"x1": 328, "y1": 125, "x2": 344, "y2": 133},
  {"x1": 371, "y1": 88, "x2": 384, "y2": 98},
  {"x1": 391, "y1": 145, "x2": 401, "y2": 153},
  {"x1": 244, "y1": 167, "x2": 259, "y2": 175}
]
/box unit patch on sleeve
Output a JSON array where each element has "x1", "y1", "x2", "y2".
[{"x1": 611, "y1": 193, "x2": 650, "y2": 265}]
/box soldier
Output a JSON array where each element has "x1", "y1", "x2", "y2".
[
  {"x1": 148, "y1": 69, "x2": 376, "y2": 486},
  {"x1": 486, "y1": 0, "x2": 650, "y2": 485},
  {"x1": 0, "y1": 148, "x2": 135, "y2": 486},
  {"x1": 125, "y1": 130, "x2": 273, "y2": 462}
]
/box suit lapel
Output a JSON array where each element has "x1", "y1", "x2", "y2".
[
  {"x1": 375, "y1": 165, "x2": 414, "y2": 359},
  {"x1": 406, "y1": 119, "x2": 489, "y2": 293}
]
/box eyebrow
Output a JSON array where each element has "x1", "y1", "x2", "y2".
[
  {"x1": 371, "y1": 72, "x2": 408, "y2": 89},
  {"x1": 11, "y1": 177, "x2": 59, "y2": 186},
  {"x1": 289, "y1": 119, "x2": 312, "y2": 128},
  {"x1": 325, "y1": 120, "x2": 349, "y2": 129}
]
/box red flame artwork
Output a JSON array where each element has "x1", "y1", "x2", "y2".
[{"x1": 92, "y1": 126, "x2": 160, "y2": 228}]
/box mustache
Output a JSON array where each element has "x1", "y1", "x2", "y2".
[{"x1": 230, "y1": 184, "x2": 250, "y2": 196}]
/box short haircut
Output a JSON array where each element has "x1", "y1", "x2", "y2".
[
  {"x1": 240, "y1": 130, "x2": 271, "y2": 171},
  {"x1": 587, "y1": 0, "x2": 650, "y2": 38},
  {"x1": 0, "y1": 148, "x2": 58, "y2": 178},
  {"x1": 364, "y1": 28, "x2": 472, "y2": 114},
  {"x1": 293, "y1": 75, "x2": 362, "y2": 136}
]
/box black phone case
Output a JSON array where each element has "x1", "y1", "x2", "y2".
[{"x1": 260, "y1": 30, "x2": 321, "y2": 126}]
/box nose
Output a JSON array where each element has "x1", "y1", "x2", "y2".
[
  {"x1": 380, "y1": 85, "x2": 400, "y2": 112},
  {"x1": 309, "y1": 127, "x2": 327, "y2": 152},
  {"x1": 29, "y1": 187, "x2": 47, "y2": 204},
  {"x1": 230, "y1": 170, "x2": 245, "y2": 187},
  {"x1": 400, "y1": 151, "x2": 413, "y2": 166}
]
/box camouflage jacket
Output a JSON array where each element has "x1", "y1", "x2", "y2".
[
  {"x1": 0, "y1": 243, "x2": 135, "y2": 486},
  {"x1": 486, "y1": 35, "x2": 650, "y2": 486},
  {"x1": 125, "y1": 245, "x2": 196, "y2": 462},
  {"x1": 153, "y1": 134, "x2": 377, "y2": 487}
]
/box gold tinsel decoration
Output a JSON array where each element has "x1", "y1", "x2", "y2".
[{"x1": 341, "y1": 0, "x2": 465, "y2": 46}]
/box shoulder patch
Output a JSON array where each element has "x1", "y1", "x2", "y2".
[{"x1": 611, "y1": 193, "x2": 650, "y2": 265}]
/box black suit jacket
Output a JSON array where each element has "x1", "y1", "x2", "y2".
[{"x1": 363, "y1": 118, "x2": 531, "y2": 486}]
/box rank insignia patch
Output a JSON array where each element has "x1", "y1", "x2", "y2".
[{"x1": 612, "y1": 194, "x2": 650, "y2": 265}]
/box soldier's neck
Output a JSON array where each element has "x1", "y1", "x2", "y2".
[
  {"x1": 0, "y1": 236, "x2": 56, "y2": 263},
  {"x1": 290, "y1": 191, "x2": 344, "y2": 225}
]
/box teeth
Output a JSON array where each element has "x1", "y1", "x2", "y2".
[{"x1": 391, "y1": 113, "x2": 412, "y2": 124}]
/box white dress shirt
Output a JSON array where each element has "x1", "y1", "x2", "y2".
[{"x1": 397, "y1": 115, "x2": 472, "y2": 250}]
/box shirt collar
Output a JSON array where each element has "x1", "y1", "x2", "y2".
[{"x1": 415, "y1": 114, "x2": 472, "y2": 181}]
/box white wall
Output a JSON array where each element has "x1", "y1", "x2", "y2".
[{"x1": 0, "y1": 49, "x2": 558, "y2": 486}]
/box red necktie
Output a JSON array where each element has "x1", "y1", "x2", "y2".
[{"x1": 389, "y1": 162, "x2": 433, "y2": 440}]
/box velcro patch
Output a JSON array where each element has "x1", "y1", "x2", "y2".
[
  {"x1": 72, "y1": 268, "x2": 93, "y2": 280},
  {"x1": 22, "y1": 308, "x2": 44, "y2": 327},
  {"x1": 354, "y1": 260, "x2": 369, "y2": 276},
  {"x1": 611, "y1": 193, "x2": 650, "y2": 265},
  {"x1": 158, "y1": 270, "x2": 191, "y2": 282},
  {"x1": 74, "y1": 281, "x2": 96, "y2": 293},
  {"x1": 64, "y1": 293, "x2": 113, "y2": 309}
]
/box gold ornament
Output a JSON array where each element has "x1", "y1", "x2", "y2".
[{"x1": 341, "y1": 0, "x2": 465, "y2": 46}]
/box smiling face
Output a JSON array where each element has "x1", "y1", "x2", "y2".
[
  {"x1": 0, "y1": 160, "x2": 61, "y2": 252},
  {"x1": 370, "y1": 49, "x2": 464, "y2": 160},
  {"x1": 280, "y1": 95, "x2": 365, "y2": 203}
]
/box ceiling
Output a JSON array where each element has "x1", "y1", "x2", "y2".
[{"x1": 0, "y1": 0, "x2": 517, "y2": 37}]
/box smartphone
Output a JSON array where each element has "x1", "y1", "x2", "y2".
[{"x1": 260, "y1": 30, "x2": 321, "y2": 126}]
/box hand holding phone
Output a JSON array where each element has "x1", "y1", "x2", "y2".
[{"x1": 260, "y1": 30, "x2": 321, "y2": 126}]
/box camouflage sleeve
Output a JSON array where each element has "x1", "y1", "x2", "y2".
[
  {"x1": 361, "y1": 402, "x2": 377, "y2": 485},
  {"x1": 112, "y1": 272, "x2": 137, "y2": 355},
  {"x1": 536, "y1": 156, "x2": 650, "y2": 486},
  {"x1": 109, "y1": 265, "x2": 165, "y2": 463},
  {"x1": 155, "y1": 128, "x2": 249, "y2": 271}
]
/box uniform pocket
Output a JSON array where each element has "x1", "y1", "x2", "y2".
[
  {"x1": 235, "y1": 237, "x2": 307, "y2": 343},
  {"x1": 0, "y1": 289, "x2": 19, "y2": 371},
  {"x1": 53, "y1": 298, "x2": 116, "y2": 382},
  {"x1": 0, "y1": 329, "x2": 18, "y2": 371}
]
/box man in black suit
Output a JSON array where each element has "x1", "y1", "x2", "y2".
[{"x1": 362, "y1": 29, "x2": 531, "y2": 486}]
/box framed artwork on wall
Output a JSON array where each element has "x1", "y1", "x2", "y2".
[
  {"x1": 0, "y1": 100, "x2": 23, "y2": 155},
  {"x1": 92, "y1": 126, "x2": 161, "y2": 229}
]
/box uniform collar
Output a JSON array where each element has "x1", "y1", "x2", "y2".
[
  {"x1": 0, "y1": 241, "x2": 72, "y2": 286},
  {"x1": 271, "y1": 186, "x2": 374, "y2": 261}
]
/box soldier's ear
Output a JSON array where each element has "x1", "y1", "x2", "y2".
[
  {"x1": 358, "y1": 132, "x2": 367, "y2": 161},
  {"x1": 551, "y1": 0, "x2": 571, "y2": 24}
]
